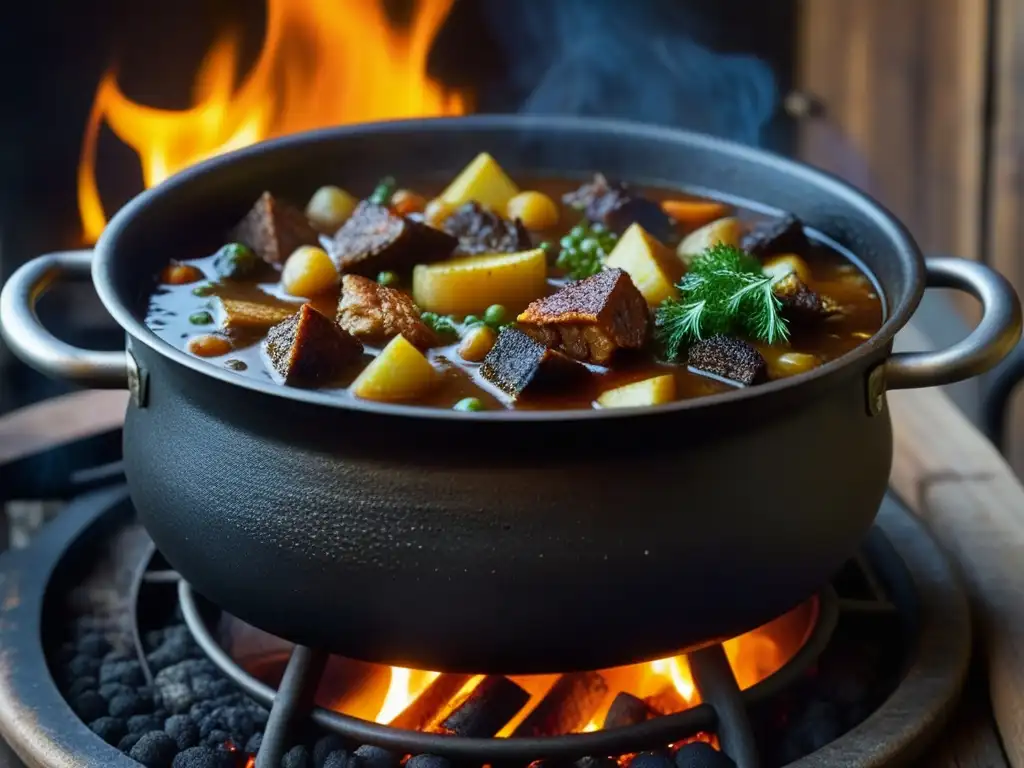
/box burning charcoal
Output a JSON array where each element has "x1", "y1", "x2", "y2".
[
  {"x1": 518, "y1": 269, "x2": 649, "y2": 365},
  {"x1": 172, "y1": 746, "x2": 233, "y2": 768},
  {"x1": 434, "y1": 675, "x2": 531, "y2": 737},
  {"x1": 687, "y1": 336, "x2": 767, "y2": 387},
  {"x1": 771, "y1": 273, "x2": 840, "y2": 322},
  {"x1": 130, "y1": 730, "x2": 179, "y2": 768},
  {"x1": 388, "y1": 673, "x2": 473, "y2": 731},
  {"x1": 165, "y1": 714, "x2": 201, "y2": 750},
  {"x1": 629, "y1": 751, "x2": 675, "y2": 768},
  {"x1": 232, "y1": 192, "x2": 320, "y2": 266},
  {"x1": 742, "y1": 213, "x2": 810, "y2": 258},
  {"x1": 99, "y1": 659, "x2": 145, "y2": 686},
  {"x1": 352, "y1": 745, "x2": 401, "y2": 768},
  {"x1": 644, "y1": 685, "x2": 688, "y2": 716},
  {"x1": 110, "y1": 690, "x2": 149, "y2": 718},
  {"x1": 312, "y1": 735, "x2": 347, "y2": 768},
  {"x1": 282, "y1": 744, "x2": 312, "y2": 768},
  {"x1": 442, "y1": 201, "x2": 532, "y2": 254},
  {"x1": 78, "y1": 632, "x2": 111, "y2": 658},
  {"x1": 202, "y1": 729, "x2": 229, "y2": 748},
  {"x1": 89, "y1": 715, "x2": 127, "y2": 745},
  {"x1": 603, "y1": 692, "x2": 656, "y2": 728},
  {"x1": 563, "y1": 174, "x2": 673, "y2": 241},
  {"x1": 264, "y1": 305, "x2": 364, "y2": 387},
  {"x1": 154, "y1": 659, "x2": 221, "y2": 715},
  {"x1": 337, "y1": 274, "x2": 438, "y2": 349},
  {"x1": 128, "y1": 713, "x2": 163, "y2": 734},
  {"x1": 330, "y1": 201, "x2": 458, "y2": 275},
  {"x1": 575, "y1": 758, "x2": 619, "y2": 768},
  {"x1": 480, "y1": 328, "x2": 588, "y2": 398},
  {"x1": 67, "y1": 653, "x2": 101, "y2": 679},
  {"x1": 73, "y1": 690, "x2": 108, "y2": 723},
  {"x1": 513, "y1": 672, "x2": 609, "y2": 737},
  {"x1": 119, "y1": 731, "x2": 145, "y2": 753},
  {"x1": 674, "y1": 741, "x2": 735, "y2": 768},
  {"x1": 67, "y1": 676, "x2": 97, "y2": 698},
  {"x1": 243, "y1": 732, "x2": 263, "y2": 754},
  {"x1": 405, "y1": 756, "x2": 453, "y2": 768},
  {"x1": 323, "y1": 752, "x2": 353, "y2": 768}
]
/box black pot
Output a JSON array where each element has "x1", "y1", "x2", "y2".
[{"x1": 2, "y1": 116, "x2": 1019, "y2": 673}]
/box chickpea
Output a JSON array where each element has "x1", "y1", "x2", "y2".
[
  {"x1": 771, "y1": 352, "x2": 822, "y2": 379},
  {"x1": 391, "y1": 189, "x2": 427, "y2": 216},
  {"x1": 160, "y1": 264, "x2": 203, "y2": 285},
  {"x1": 188, "y1": 335, "x2": 232, "y2": 358},
  {"x1": 305, "y1": 185, "x2": 357, "y2": 232},
  {"x1": 424, "y1": 198, "x2": 455, "y2": 227},
  {"x1": 506, "y1": 191, "x2": 559, "y2": 230},
  {"x1": 762, "y1": 254, "x2": 812, "y2": 284},
  {"x1": 458, "y1": 325, "x2": 497, "y2": 362},
  {"x1": 281, "y1": 246, "x2": 338, "y2": 297}
]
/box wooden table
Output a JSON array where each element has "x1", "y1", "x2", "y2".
[{"x1": 2, "y1": 350, "x2": 1023, "y2": 766}]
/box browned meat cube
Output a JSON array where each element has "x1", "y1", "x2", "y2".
[
  {"x1": 743, "y1": 214, "x2": 810, "y2": 257},
  {"x1": 562, "y1": 174, "x2": 673, "y2": 241},
  {"x1": 441, "y1": 202, "x2": 532, "y2": 254},
  {"x1": 231, "y1": 192, "x2": 320, "y2": 266},
  {"x1": 517, "y1": 268, "x2": 649, "y2": 365},
  {"x1": 480, "y1": 328, "x2": 588, "y2": 398},
  {"x1": 264, "y1": 304, "x2": 363, "y2": 387},
  {"x1": 772, "y1": 272, "x2": 841, "y2": 321},
  {"x1": 329, "y1": 201, "x2": 457, "y2": 275},
  {"x1": 687, "y1": 336, "x2": 767, "y2": 387},
  {"x1": 336, "y1": 274, "x2": 438, "y2": 349}
]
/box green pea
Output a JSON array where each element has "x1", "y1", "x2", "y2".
[
  {"x1": 189, "y1": 311, "x2": 213, "y2": 325},
  {"x1": 377, "y1": 270, "x2": 399, "y2": 287},
  {"x1": 191, "y1": 283, "x2": 214, "y2": 297},
  {"x1": 484, "y1": 304, "x2": 506, "y2": 326},
  {"x1": 463, "y1": 314, "x2": 482, "y2": 327},
  {"x1": 453, "y1": 397, "x2": 484, "y2": 412},
  {"x1": 213, "y1": 242, "x2": 259, "y2": 279}
]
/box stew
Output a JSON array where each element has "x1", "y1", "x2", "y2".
[{"x1": 145, "y1": 154, "x2": 882, "y2": 411}]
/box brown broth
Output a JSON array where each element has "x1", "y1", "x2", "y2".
[{"x1": 145, "y1": 178, "x2": 883, "y2": 411}]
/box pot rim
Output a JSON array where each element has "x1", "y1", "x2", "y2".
[{"x1": 94, "y1": 114, "x2": 924, "y2": 422}]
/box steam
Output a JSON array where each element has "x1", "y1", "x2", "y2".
[{"x1": 478, "y1": 0, "x2": 777, "y2": 145}]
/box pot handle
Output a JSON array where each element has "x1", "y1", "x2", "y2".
[
  {"x1": 886, "y1": 257, "x2": 1022, "y2": 389},
  {"x1": 0, "y1": 250, "x2": 128, "y2": 389}
]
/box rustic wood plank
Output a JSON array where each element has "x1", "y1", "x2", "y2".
[
  {"x1": 0, "y1": 390, "x2": 127, "y2": 466},
  {"x1": 890, "y1": 329, "x2": 1024, "y2": 768},
  {"x1": 796, "y1": 0, "x2": 989, "y2": 266}
]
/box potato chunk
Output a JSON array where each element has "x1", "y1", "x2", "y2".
[
  {"x1": 597, "y1": 374, "x2": 676, "y2": 408},
  {"x1": 676, "y1": 217, "x2": 743, "y2": 263},
  {"x1": 350, "y1": 334, "x2": 437, "y2": 402},
  {"x1": 604, "y1": 223, "x2": 684, "y2": 306},
  {"x1": 412, "y1": 248, "x2": 547, "y2": 316},
  {"x1": 439, "y1": 153, "x2": 520, "y2": 212}
]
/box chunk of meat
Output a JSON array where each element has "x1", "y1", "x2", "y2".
[
  {"x1": 517, "y1": 268, "x2": 649, "y2": 365},
  {"x1": 742, "y1": 214, "x2": 810, "y2": 258},
  {"x1": 562, "y1": 174, "x2": 673, "y2": 241},
  {"x1": 231, "y1": 192, "x2": 320, "y2": 266},
  {"x1": 687, "y1": 336, "x2": 767, "y2": 387},
  {"x1": 221, "y1": 296, "x2": 298, "y2": 332},
  {"x1": 337, "y1": 274, "x2": 438, "y2": 349},
  {"x1": 480, "y1": 328, "x2": 588, "y2": 398},
  {"x1": 442, "y1": 202, "x2": 532, "y2": 254},
  {"x1": 264, "y1": 304, "x2": 363, "y2": 387},
  {"x1": 329, "y1": 202, "x2": 457, "y2": 275},
  {"x1": 772, "y1": 272, "x2": 841, "y2": 322}
]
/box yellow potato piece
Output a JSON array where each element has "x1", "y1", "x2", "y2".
[
  {"x1": 412, "y1": 249, "x2": 547, "y2": 316},
  {"x1": 762, "y1": 253, "x2": 812, "y2": 284},
  {"x1": 350, "y1": 335, "x2": 437, "y2": 402},
  {"x1": 676, "y1": 217, "x2": 743, "y2": 263},
  {"x1": 597, "y1": 374, "x2": 676, "y2": 408},
  {"x1": 281, "y1": 245, "x2": 338, "y2": 297},
  {"x1": 439, "y1": 152, "x2": 520, "y2": 211},
  {"x1": 604, "y1": 223, "x2": 684, "y2": 307}
]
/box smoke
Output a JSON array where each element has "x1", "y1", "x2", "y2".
[{"x1": 477, "y1": 0, "x2": 777, "y2": 146}]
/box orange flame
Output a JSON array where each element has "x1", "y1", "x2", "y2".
[
  {"x1": 375, "y1": 667, "x2": 441, "y2": 724},
  {"x1": 78, "y1": 0, "x2": 468, "y2": 242}
]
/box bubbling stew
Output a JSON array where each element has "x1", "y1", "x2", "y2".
[{"x1": 145, "y1": 153, "x2": 882, "y2": 411}]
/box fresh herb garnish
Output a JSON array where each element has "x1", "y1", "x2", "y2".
[
  {"x1": 655, "y1": 243, "x2": 789, "y2": 360},
  {"x1": 555, "y1": 221, "x2": 618, "y2": 280},
  {"x1": 420, "y1": 311, "x2": 458, "y2": 338},
  {"x1": 369, "y1": 176, "x2": 397, "y2": 206}
]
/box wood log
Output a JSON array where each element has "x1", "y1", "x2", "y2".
[
  {"x1": 432, "y1": 675, "x2": 530, "y2": 738},
  {"x1": 389, "y1": 674, "x2": 473, "y2": 731},
  {"x1": 512, "y1": 672, "x2": 608, "y2": 737}
]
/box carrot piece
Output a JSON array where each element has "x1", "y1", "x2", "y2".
[
  {"x1": 160, "y1": 264, "x2": 204, "y2": 285},
  {"x1": 661, "y1": 199, "x2": 732, "y2": 228}
]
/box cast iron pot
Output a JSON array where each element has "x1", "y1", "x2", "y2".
[{"x1": 2, "y1": 116, "x2": 1020, "y2": 673}]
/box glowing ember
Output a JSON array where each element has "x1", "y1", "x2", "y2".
[
  {"x1": 77, "y1": 0, "x2": 468, "y2": 242},
  {"x1": 376, "y1": 667, "x2": 441, "y2": 724}
]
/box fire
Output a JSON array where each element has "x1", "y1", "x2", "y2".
[
  {"x1": 78, "y1": 0, "x2": 468, "y2": 242},
  {"x1": 375, "y1": 667, "x2": 441, "y2": 725}
]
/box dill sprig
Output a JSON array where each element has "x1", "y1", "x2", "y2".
[{"x1": 655, "y1": 243, "x2": 789, "y2": 359}]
